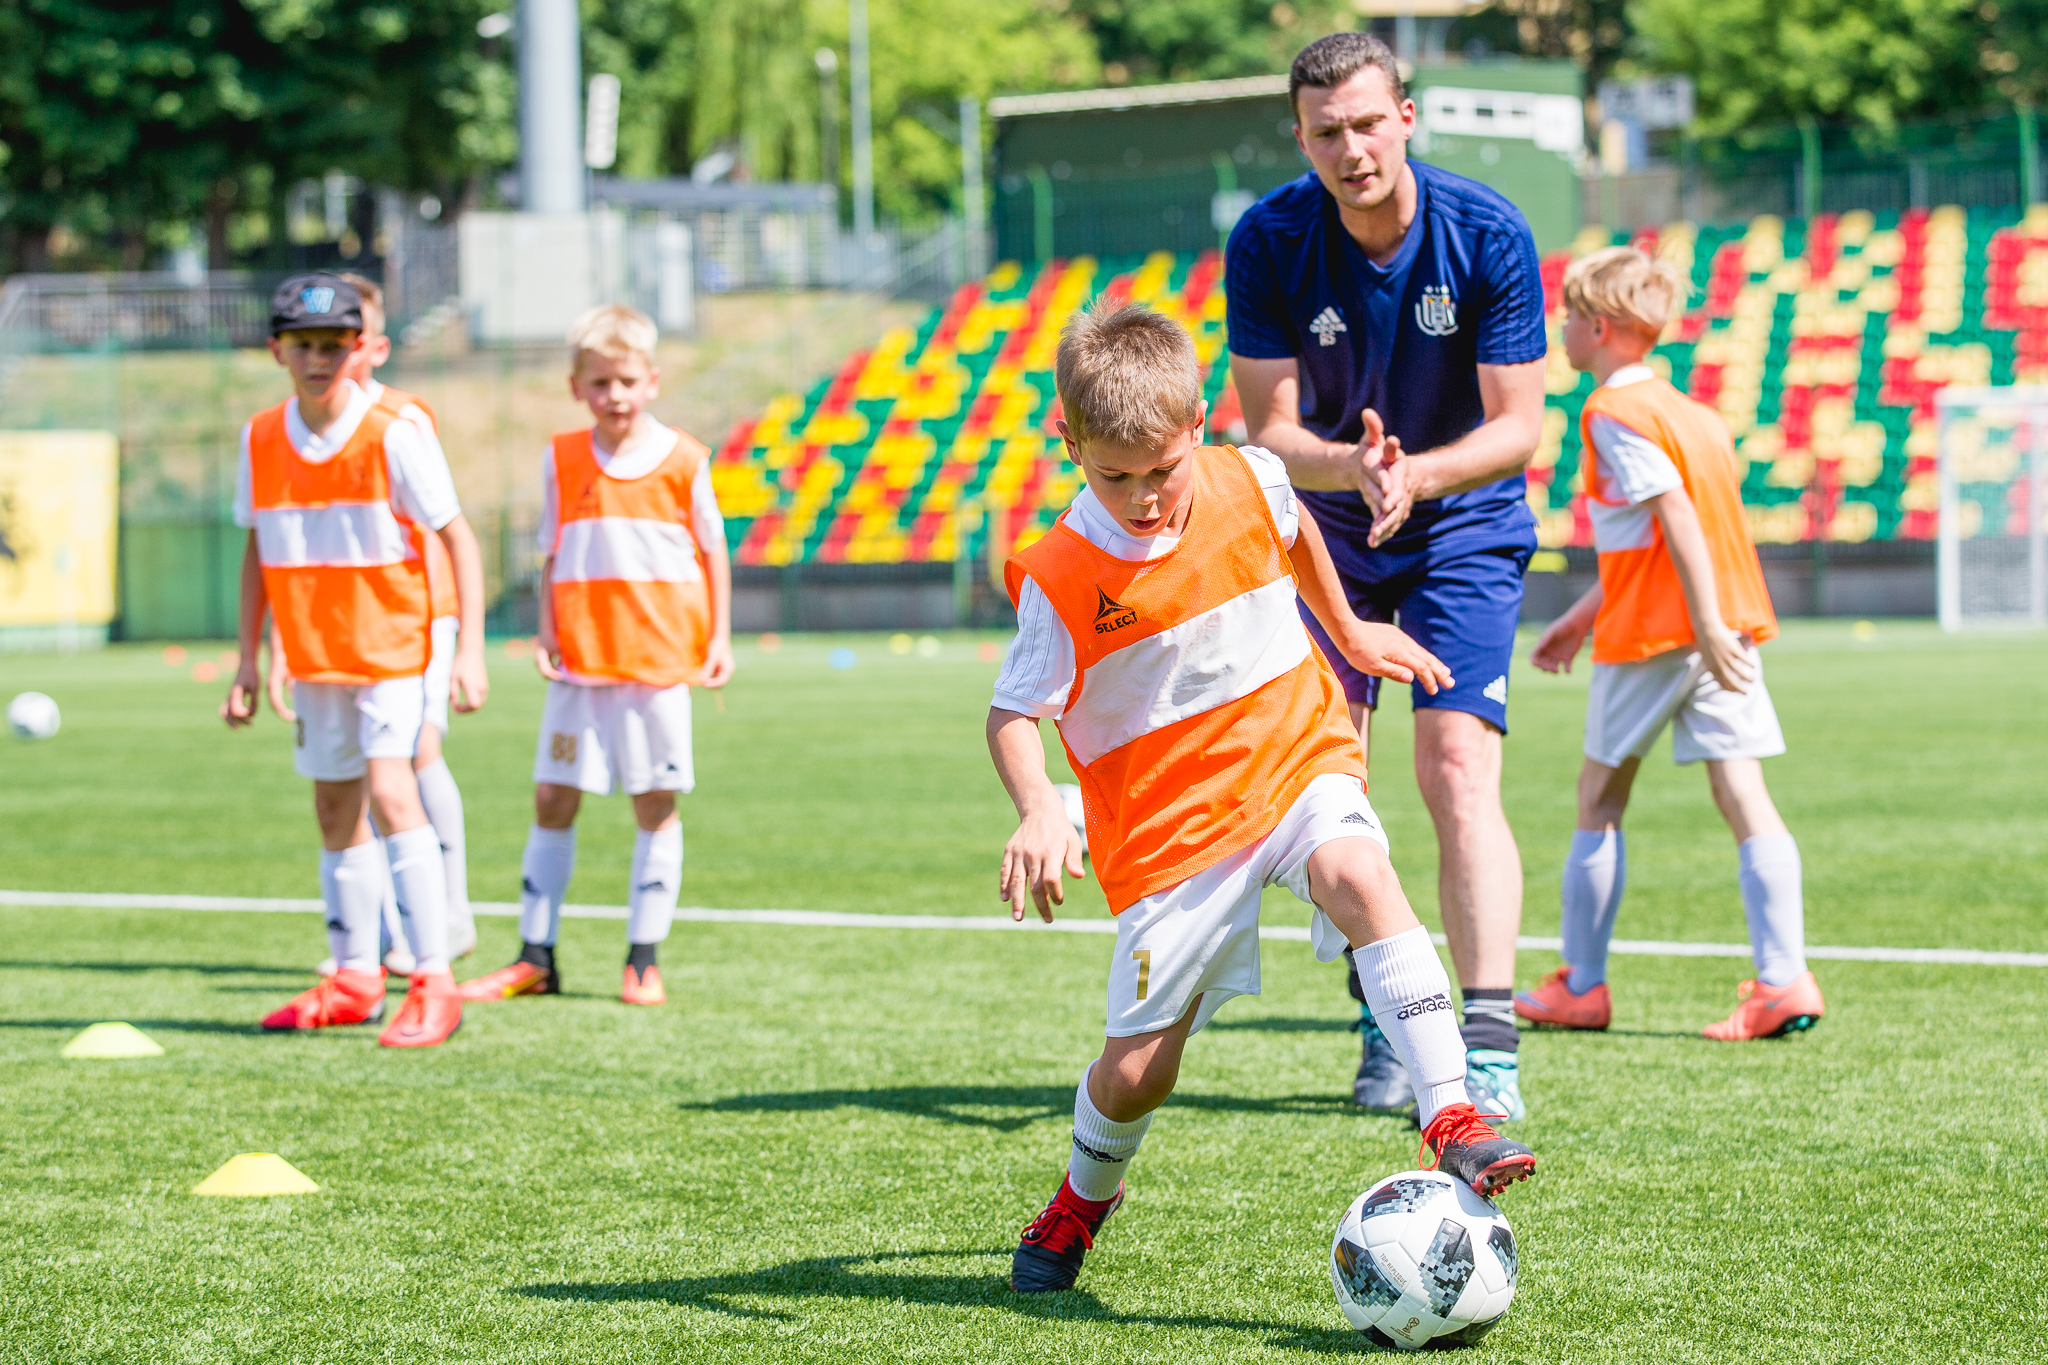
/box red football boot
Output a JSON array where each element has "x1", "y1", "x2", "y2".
[
  {"x1": 458, "y1": 959, "x2": 558, "y2": 1001},
  {"x1": 378, "y1": 971, "x2": 463, "y2": 1048},
  {"x1": 1514, "y1": 965, "x2": 1612, "y2": 1030},
  {"x1": 1421, "y1": 1102, "x2": 1536, "y2": 1199},
  {"x1": 1011, "y1": 1176, "x2": 1123, "y2": 1293},
  {"x1": 1701, "y1": 971, "x2": 1825, "y2": 1040},
  {"x1": 261, "y1": 968, "x2": 385, "y2": 1031}
]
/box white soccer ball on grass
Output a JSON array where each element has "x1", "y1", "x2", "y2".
[
  {"x1": 1330, "y1": 1169, "x2": 1517, "y2": 1350},
  {"x1": 8, "y1": 691, "x2": 60, "y2": 742}
]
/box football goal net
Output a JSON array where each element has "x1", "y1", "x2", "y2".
[{"x1": 1936, "y1": 385, "x2": 2048, "y2": 629}]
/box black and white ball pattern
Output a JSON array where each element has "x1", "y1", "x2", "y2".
[{"x1": 1329, "y1": 1169, "x2": 1518, "y2": 1350}]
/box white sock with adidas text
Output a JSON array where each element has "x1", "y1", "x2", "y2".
[
  {"x1": 1067, "y1": 1063, "x2": 1151, "y2": 1202},
  {"x1": 1351, "y1": 927, "x2": 1469, "y2": 1128},
  {"x1": 626, "y1": 824, "x2": 684, "y2": 946}
]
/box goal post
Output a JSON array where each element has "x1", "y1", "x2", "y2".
[{"x1": 1936, "y1": 385, "x2": 2048, "y2": 630}]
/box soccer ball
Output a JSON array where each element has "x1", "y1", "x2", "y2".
[
  {"x1": 1052, "y1": 781, "x2": 1088, "y2": 854},
  {"x1": 7, "y1": 691, "x2": 60, "y2": 742},
  {"x1": 1329, "y1": 1169, "x2": 1518, "y2": 1350}
]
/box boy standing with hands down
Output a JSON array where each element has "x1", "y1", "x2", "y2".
[
  {"x1": 1518, "y1": 247, "x2": 1823, "y2": 1040},
  {"x1": 460, "y1": 305, "x2": 734, "y2": 1008},
  {"x1": 226, "y1": 273, "x2": 489, "y2": 1048},
  {"x1": 989, "y1": 301, "x2": 1535, "y2": 1295}
]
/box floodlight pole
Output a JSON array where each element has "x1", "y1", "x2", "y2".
[
  {"x1": 849, "y1": 0, "x2": 875, "y2": 240},
  {"x1": 2018, "y1": 99, "x2": 2041, "y2": 207},
  {"x1": 518, "y1": 0, "x2": 585, "y2": 212},
  {"x1": 960, "y1": 95, "x2": 985, "y2": 277},
  {"x1": 816, "y1": 49, "x2": 841, "y2": 203}
]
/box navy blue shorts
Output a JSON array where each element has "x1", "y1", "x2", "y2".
[{"x1": 1299, "y1": 538, "x2": 1534, "y2": 734}]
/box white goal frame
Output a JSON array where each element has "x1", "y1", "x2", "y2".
[{"x1": 1936, "y1": 384, "x2": 2048, "y2": 630}]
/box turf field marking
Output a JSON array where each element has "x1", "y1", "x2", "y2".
[{"x1": 4, "y1": 889, "x2": 2045, "y2": 968}]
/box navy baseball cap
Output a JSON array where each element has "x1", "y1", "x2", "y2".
[{"x1": 270, "y1": 273, "x2": 364, "y2": 335}]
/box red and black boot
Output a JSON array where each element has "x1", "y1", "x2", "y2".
[{"x1": 1010, "y1": 1176, "x2": 1123, "y2": 1293}]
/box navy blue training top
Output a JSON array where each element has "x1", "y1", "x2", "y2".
[{"x1": 1224, "y1": 161, "x2": 1546, "y2": 561}]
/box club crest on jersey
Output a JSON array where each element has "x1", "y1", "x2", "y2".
[
  {"x1": 1309, "y1": 306, "x2": 1348, "y2": 347},
  {"x1": 1414, "y1": 285, "x2": 1458, "y2": 337},
  {"x1": 301, "y1": 286, "x2": 336, "y2": 314},
  {"x1": 1093, "y1": 586, "x2": 1138, "y2": 634}
]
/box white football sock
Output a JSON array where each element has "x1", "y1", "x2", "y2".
[
  {"x1": 414, "y1": 759, "x2": 472, "y2": 947},
  {"x1": 1067, "y1": 1063, "x2": 1151, "y2": 1202},
  {"x1": 1561, "y1": 829, "x2": 1626, "y2": 993},
  {"x1": 377, "y1": 848, "x2": 410, "y2": 962},
  {"x1": 626, "y1": 825, "x2": 684, "y2": 945},
  {"x1": 1351, "y1": 927, "x2": 1469, "y2": 1128},
  {"x1": 384, "y1": 826, "x2": 450, "y2": 974},
  {"x1": 519, "y1": 825, "x2": 577, "y2": 947},
  {"x1": 320, "y1": 841, "x2": 386, "y2": 973},
  {"x1": 1739, "y1": 833, "x2": 1807, "y2": 988}
]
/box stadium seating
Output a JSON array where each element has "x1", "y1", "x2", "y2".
[{"x1": 711, "y1": 203, "x2": 2048, "y2": 566}]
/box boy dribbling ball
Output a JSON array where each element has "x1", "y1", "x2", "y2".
[
  {"x1": 274, "y1": 273, "x2": 477, "y2": 976},
  {"x1": 459, "y1": 305, "x2": 734, "y2": 1007},
  {"x1": 225, "y1": 273, "x2": 490, "y2": 1048},
  {"x1": 989, "y1": 301, "x2": 1535, "y2": 1295},
  {"x1": 1516, "y1": 246, "x2": 1824, "y2": 1040}
]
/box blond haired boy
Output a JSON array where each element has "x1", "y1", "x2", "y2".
[
  {"x1": 460, "y1": 304, "x2": 734, "y2": 1007},
  {"x1": 991, "y1": 300, "x2": 1534, "y2": 1295},
  {"x1": 1518, "y1": 246, "x2": 1824, "y2": 1040},
  {"x1": 272, "y1": 274, "x2": 477, "y2": 975},
  {"x1": 225, "y1": 273, "x2": 489, "y2": 1048}
]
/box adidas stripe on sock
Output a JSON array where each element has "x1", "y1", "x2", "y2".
[
  {"x1": 320, "y1": 841, "x2": 386, "y2": 973},
  {"x1": 518, "y1": 825, "x2": 576, "y2": 948},
  {"x1": 1067, "y1": 1063, "x2": 1152, "y2": 1202},
  {"x1": 626, "y1": 824, "x2": 684, "y2": 946},
  {"x1": 1351, "y1": 926, "x2": 1469, "y2": 1127}
]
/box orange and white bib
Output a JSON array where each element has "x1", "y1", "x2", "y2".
[
  {"x1": 247, "y1": 400, "x2": 431, "y2": 684},
  {"x1": 1005, "y1": 444, "x2": 1366, "y2": 912},
  {"x1": 370, "y1": 385, "x2": 459, "y2": 621},
  {"x1": 1580, "y1": 377, "x2": 1777, "y2": 664},
  {"x1": 548, "y1": 428, "x2": 713, "y2": 687}
]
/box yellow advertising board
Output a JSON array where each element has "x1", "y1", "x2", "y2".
[{"x1": 0, "y1": 431, "x2": 120, "y2": 636}]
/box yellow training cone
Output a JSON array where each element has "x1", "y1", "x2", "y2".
[
  {"x1": 61, "y1": 1022, "x2": 165, "y2": 1059},
  {"x1": 192, "y1": 1153, "x2": 320, "y2": 1197}
]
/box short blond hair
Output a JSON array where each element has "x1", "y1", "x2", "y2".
[
  {"x1": 337, "y1": 271, "x2": 385, "y2": 336},
  {"x1": 1054, "y1": 300, "x2": 1203, "y2": 448},
  {"x1": 1561, "y1": 246, "x2": 1690, "y2": 336},
  {"x1": 567, "y1": 303, "x2": 658, "y2": 370}
]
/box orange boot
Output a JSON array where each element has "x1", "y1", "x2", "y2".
[
  {"x1": 262, "y1": 968, "x2": 386, "y2": 1030},
  {"x1": 1513, "y1": 965, "x2": 1612, "y2": 1031},
  {"x1": 458, "y1": 958, "x2": 558, "y2": 1001},
  {"x1": 1701, "y1": 971, "x2": 1825, "y2": 1040},
  {"x1": 621, "y1": 963, "x2": 666, "y2": 1006},
  {"x1": 379, "y1": 971, "x2": 464, "y2": 1048}
]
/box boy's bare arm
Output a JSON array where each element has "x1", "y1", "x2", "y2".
[
  {"x1": 533, "y1": 557, "x2": 565, "y2": 681},
  {"x1": 699, "y1": 540, "x2": 736, "y2": 687},
  {"x1": 223, "y1": 533, "x2": 266, "y2": 728},
  {"x1": 988, "y1": 708, "x2": 1084, "y2": 923},
  {"x1": 1530, "y1": 582, "x2": 1603, "y2": 675},
  {"x1": 1647, "y1": 487, "x2": 1754, "y2": 693},
  {"x1": 436, "y1": 514, "x2": 491, "y2": 712},
  {"x1": 1286, "y1": 504, "x2": 1454, "y2": 694}
]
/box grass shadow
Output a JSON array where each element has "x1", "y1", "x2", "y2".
[
  {"x1": 511, "y1": 1249, "x2": 1384, "y2": 1352},
  {"x1": 1210, "y1": 1016, "x2": 1354, "y2": 1033},
  {"x1": 0, "y1": 1017, "x2": 263, "y2": 1036},
  {"x1": 685, "y1": 1085, "x2": 1363, "y2": 1132},
  {"x1": 0, "y1": 959, "x2": 304, "y2": 977}
]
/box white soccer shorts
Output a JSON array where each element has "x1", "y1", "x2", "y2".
[
  {"x1": 1584, "y1": 642, "x2": 1786, "y2": 769},
  {"x1": 291, "y1": 676, "x2": 429, "y2": 782},
  {"x1": 1104, "y1": 772, "x2": 1390, "y2": 1039},
  {"x1": 422, "y1": 615, "x2": 459, "y2": 735},
  {"x1": 532, "y1": 679, "x2": 695, "y2": 796}
]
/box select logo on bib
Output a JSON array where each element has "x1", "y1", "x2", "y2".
[{"x1": 1093, "y1": 587, "x2": 1138, "y2": 635}]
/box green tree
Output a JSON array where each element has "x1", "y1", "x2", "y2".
[
  {"x1": 1067, "y1": 0, "x2": 1353, "y2": 86},
  {"x1": 1630, "y1": 0, "x2": 1985, "y2": 133}
]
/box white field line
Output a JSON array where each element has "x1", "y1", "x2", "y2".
[{"x1": 2, "y1": 889, "x2": 2045, "y2": 969}]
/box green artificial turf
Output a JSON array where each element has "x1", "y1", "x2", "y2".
[{"x1": 2, "y1": 621, "x2": 2045, "y2": 1362}]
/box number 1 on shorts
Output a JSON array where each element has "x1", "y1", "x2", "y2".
[{"x1": 1132, "y1": 949, "x2": 1150, "y2": 1000}]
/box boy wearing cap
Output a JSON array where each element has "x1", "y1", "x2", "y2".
[{"x1": 224, "y1": 273, "x2": 489, "y2": 1048}]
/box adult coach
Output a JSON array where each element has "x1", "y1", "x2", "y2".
[{"x1": 1225, "y1": 32, "x2": 1547, "y2": 1120}]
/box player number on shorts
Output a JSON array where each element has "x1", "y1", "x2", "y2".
[
  {"x1": 1131, "y1": 949, "x2": 1150, "y2": 1001},
  {"x1": 550, "y1": 732, "x2": 578, "y2": 763}
]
